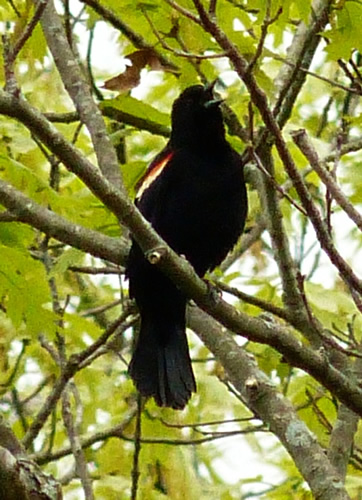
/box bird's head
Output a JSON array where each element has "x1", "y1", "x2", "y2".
[{"x1": 170, "y1": 82, "x2": 226, "y2": 149}]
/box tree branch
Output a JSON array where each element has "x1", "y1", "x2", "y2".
[
  {"x1": 61, "y1": 384, "x2": 94, "y2": 499},
  {"x1": 273, "y1": 0, "x2": 332, "y2": 127},
  {"x1": 292, "y1": 128, "x2": 362, "y2": 232},
  {"x1": 327, "y1": 356, "x2": 362, "y2": 479},
  {"x1": 0, "y1": 178, "x2": 129, "y2": 264},
  {"x1": 22, "y1": 309, "x2": 134, "y2": 448},
  {"x1": 9, "y1": 0, "x2": 49, "y2": 63},
  {"x1": 189, "y1": 308, "x2": 350, "y2": 500},
  {"x1": 252, "y1": 147, "x2": 310, "y2": 325},
  {"x1": 36, "y1": 0, "x2": 121, "y2": 187},
  {"x1": 0, "y1": 416, "x2": 61, "y2": 499}
]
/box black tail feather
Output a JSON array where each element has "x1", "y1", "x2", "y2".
[{"x1": 129, "y1": 315, "x2": 196, "y2": 410}]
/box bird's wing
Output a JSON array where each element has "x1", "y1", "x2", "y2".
[{"x1": 136, "y1": 147, "x2": 174, "y2": 201}]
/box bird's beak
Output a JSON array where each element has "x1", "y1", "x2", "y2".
[
  {"x1": 204, "y1": 97, "x2": 223, "y2": 108},
  {"x1": 204, "y1": 78, "x2": 219, "y2": 93},
  {"x1": 204, "y1": 78, "x2": 224, "y2": 108}
]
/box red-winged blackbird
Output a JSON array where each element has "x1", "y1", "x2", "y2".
[{"x1": 127, "y1": 83, "x2": 248, "y2": 409}]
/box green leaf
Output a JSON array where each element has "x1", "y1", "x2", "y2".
[
  {"x1": 50, "y1": 248, "x2": 85, "y2": 278},
  {"x1": 0, "y1": 245, "x2": 56, "y2": 336},
  {"x1": 0, "y1": 222, "x2": 35, "y2": 249},
  {"x1": 121, "y1": 161, "x2": 147, "y2": 197},
  {"x1": 101, "y1": 95, "x2": 170, "y2": 128},
  {"x1": 0, "y1": 154, "x2": 56, "y2": 206},
  {"x1": 324, "y1": 3, "x2": 362, "y2": 60}
]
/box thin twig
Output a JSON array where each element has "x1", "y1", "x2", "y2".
[
  {"x1": 69, "y1": 265, "x2": 122, "y2": 275},
  {"x1": 79, "y1": 0, "x2": 178, "y2": 71},
  {"x1": 305, "y1": 389, "x2": 333, "y2": 433},
  {"x1": 10, "y1": 0, "x2": 49, "y2": 62},
  {"x1": 215, "y1": 280, "x2": 290, "y2": 321},
  {"x1": 62, "y1": 384, "x2": 94, "y2": 499},
  {"x1": 252, "y1": 150, "x2": 307, "y2": 216},
  {"x1": 21, "y1": 376, "x2": 55, "y2": 405},
  {"x1": 164, "y1": 0, "x2": 201, "y2": 24},
  {"x1": 272, "y1": 52, "x2": 361, "y2": 96},
  {"x1": 142, "y1": 6, "x2": 227, "y2": 60},
  {"x1": 7, "y1": 0, "x2": 21, "y2": 17},
  {"x1": 247, "y1": 2, "x2": 282, "y2": 73},
  {"x1": 159, "y1": 416, "x2": 254, "y2": 429},
  {"x1": 79, "y1": 299, "x2": 122, "y2": 317},
  {"x1": 34, "y1": 408, "x2": 138, "y2": 465},
  {"x1": 86, "y1": 26, "x2": 104, "y2": 101},
  {"x1": 209, "y1": 0, "x2": 217, "y2": 15},
  {"x1": 76, "y1": 304, "x2": 136, "y2": 365},
  {"x1": 292, "y1": 129, "x2": 362, "y2": 232},
  {"x1": 22, "y1": 307, "x2": 134, "y2": 449},
  {"x1": 35, "y1": 426, "x2": 263, "y2": 466},
  {"x1": 11, "y1": 388, "x2": 28, "y2": 434},
  {"x1": 0, "y1": 340, "x2": 29, "y2": 389},
  {"x1": 118, "y1": 427, "x2": 265, "y2": 446},
  {"x1": 130, "y1": 396, "x2": 143, "y2": 500}
]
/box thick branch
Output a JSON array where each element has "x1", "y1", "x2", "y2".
[
  {"x1": 327, "y1": 404, "x2": 359, "y2": 480},
  {"x1": 255, "y1": 147, "x2": 310, "y2": 328},
  {"x1": 190, "y1": 308, "x2": 350, "y2": 500},
  {"x1": 36, "y1": 0, "x2": 121, "y2": 187},
  {"x1": 0, "y1": 179, "x2": 129, "y2": 264},
  {"x1": 0, "y1": 447, "x2": 62, "y2": 500},
  {"x1": 274, "y1": 0, "x2": 332, "y2": 127},
  {"x1": 0, "y1": 416, "x2": 61, "y2": 500}
]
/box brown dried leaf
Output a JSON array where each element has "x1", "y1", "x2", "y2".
[
  {"x1": 103, "y1": 49, "x2": 176, "y2": 92},
  {"x1": 103, "y1": 66, "x2": 141, "y2": 92}
]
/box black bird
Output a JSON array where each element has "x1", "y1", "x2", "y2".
[{"x1": 126, "y1": 83, "x2": 248, "y2": 409}]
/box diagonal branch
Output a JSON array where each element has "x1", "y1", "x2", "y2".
[
  {"x1": 252, "y1": 147, "x2": 312, "y2": 335},
  {"x1": 190, "y1": 308, "x2": 350, "y2": 500},
  {"x1": 22, "y1": 309, "x2": 133, "y2": 448},
  {"x1": 35, "y1": 0, "x2": 121, "y2": 187},
  {"x1": 292, "y1": 128, "x2": 362, "y2": 232},
  {"x1": 11, "y1": 0, "x2": 49, "y2": 60},
  {"x1": 273, "y1": 0, "x2": 332, "y2": 127},
  {"x1": 0, "y1": 178, "x2": 129, "y2": 264}
]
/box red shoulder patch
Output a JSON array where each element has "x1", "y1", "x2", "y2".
[{"x1": 136, "y1": 151, "x2": 174, "y2": 200}]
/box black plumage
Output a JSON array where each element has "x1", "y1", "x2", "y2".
[{"x1": 126, "y1": 83, "x2": 248, "y2": 409}]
